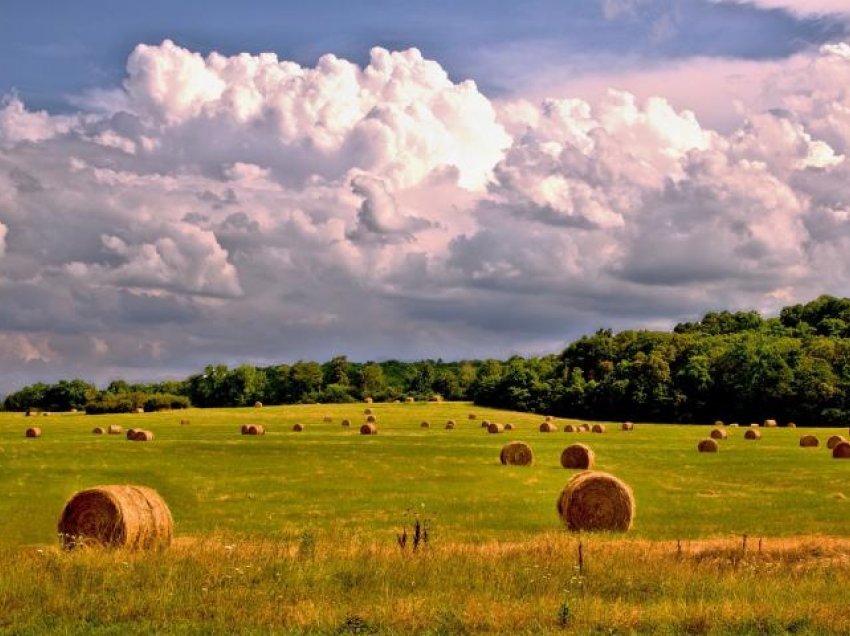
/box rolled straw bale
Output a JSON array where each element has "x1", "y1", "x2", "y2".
[
  {"x1": 240, "y1": 424, "x2": 249, "y2": 435},
  {"x1": 578, "y1": 424, "x2": 591, "y2": 432},
  {"x1": 750, "y1": 423, "x2": 760, "y2": 428},
  {"x1": 364, "y1": 397, "x2": 373, "y2": 404},
  {"x1": 697, "y1": 438, "x2": 719, "y2": 453},
  {"x1": 621, "y1": 422, "x2": 634, "y2": 431},
  {"x1": 42, "y1": 412, "x2": 50, "y2": 417},
  {"x1": 500, "y1": 441, "x2": 534, "y2": 466},
  {"x1": 786, "y1": 422, "x2": 796, "y2": 428},
  {"x1": 92, "y1": 427, "x2": 105, "y2": 435},
  {"x1": 135, "y1": 408, "x2": 144, "y2": 414},
  {"x1": 406, "y1": 397, "x2": 415, "y2": 403},
  {"x1": 487, "y1": 422, "x2": 505, "y2": 434},
  {"x1": 729, "y1": 423, "x2": 739, "y2": 428},
  {"x1": 710, "y1": 428, "x2": 727, "y2": 440},
  {"x1": 246, "y1": 424, "x2": 265, "y2": 436},
  {"x1": 556, "y1": 471, "x2": 635, "y2": 532},
  {"x1": 132, "y1": 430, "x2": 154, "y2": 442},
  {"x1": 505, "y1": 423, "x2": 514, "y2": 431},
  {"x1": 764, "y1": 419, "x2": 778, "y2": 428},
  {"x1": 714, "y1": 420, "x2": 724, "y2": 427},
  {"x1": 341, "y1": 419, "x2": 351, "y2": 428},
  {"x1": 323, "y1": 416, "x2": 333, "y2": 423},
  {"x1": 293, "y1": 423, "x2": 304, "y2": 432},
  {"x1": 254, "y1": 401, "x2": 263, "y2": 409},
  {"x1": 363, "y1": 408, "x2": 373, "y2": 416},
  {"x1": 420, "y1": 421, "x2": 430, "y2": 428},
  {"x1": 833, "y1": 441, "x2": 850, "y2": 459},
  {"x1": 744, "y1": 429, "x2": 761, "y2": 440},
  {"x1": 545, "y1": 416, "x2": 554, "y2": 422},
  {"x1": 560, "y1": 443, "x2": 595, "y2": 469},
  {"x1": 481, "y1": 420, "x2": 491, "y2": 429},
  {"x1": 179, "y1": 419, "x2": 190, "y2": 426},
  {"x1": 25, "y1": 427, "x2": 41, "y2": 438},
  {"x1": 540, "y1": 422, "x2": 558, "y2": 433},
  {"x1": 445, "y1": 420, "x2": 456, "y2": 430},
  {"x1": 108, "y1": 425, "x2": 122, "y2": 435},
  {"x1": 468, "y1": 413, "x2": 477, "y2": 420},
  {"x1": 360, "y1": 423, "x2": 377, "y2": 435},
  {"x1": 564, "y1": 424, "x2": 577, "y2": 432},
  {"x1": 366, "y1": 414, "x2": 377, "y2": 424},
  {"x1": 799, "y1": 435, "x2": 819, "y2": 448},
  {"x1": 827, "y1": 435, "x2": 846, "y2": 450},
  {"x1": 127, "y1": 428, "x2": 138, "y2": 440},
  {"x1": 592, "y1": 424, "x2": 606, "y2": 434},
  {"x1": 58, "y1": 485, "x2": 173, "y2": 549}
]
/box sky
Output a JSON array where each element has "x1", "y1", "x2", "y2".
[{"x1": 2, "y1": 0, "x2": 850, "y2": 390}]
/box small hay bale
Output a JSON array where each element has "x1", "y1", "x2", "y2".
[
  {"x1": 505, "y1": 423, "x2": 514, "y2": 431},
  {"x1": 240, "y1": 424, "x2": 249, "y2": 435},
  {"x1": 786, "y1": 422, "x2": 796, "y2": 428},
  {"x1": 556, "y1": 471, "x2": 635, "y2": 532},
  {"x1": 488, "y1": 422, "x2": 505, "y2": 434},
  {"x1": 323, "y1": 416, "x2": 333, "y2": 423},
  {"x1": 799, "y1": 435, "x2": 819, "y2": 448},
  {"x1": 363, "y1": 407, "x2": 374, "y2": 416},
  {"x1": 564, "y1": 424, "x2": 577, "y2": 432},
  {"x1": 578, "y1": 424, "x2": 591, "y2": 432},
  {"x1": 135, "y1": 408, "x2": 144, "y2": 414},
  {"x1": 406, "y1": 397, "x2": 415, "y2": 403},
  {"x1": 92, "y1": 427, "x2": 105, "y2": 435},
  {"x1": 744, "y1": 429, "x2": 762, "y2": 440},
  {"x1": 560, "y1": 443, "x2": 595, "y2": 469},
  {"x1": 431, "y1": 394, "x2": 443, "y2": 403},
  {"x1": 481, "y1": 420, "x2": 491, "y2": 428},
  {"x1": 341, "y1": 419, "x2": 351, "y2": 428},
  {"x1": 420, "y1": 420, "x2": 430, "y2": 428},
  {"x1": 468, "y1": 413, "x2": 477, "y2": 420},
  {"x1": 729, "y1": 423, "x2": 739, "y2": 428},
  {"x1": 364, "y1": 397, "x2": 373, "y2": 404},
  {"x1": 57, "y1": 485, "x2": 173, "y2": 549},
  {"x1": 592, "y1": 424, "x2": 606, "y2": 434},
  {"x1": 621, "y1": 422, "x2": 634, "y2": 431},
  {"x1": 246, "y1": 424, "x2": 264, "y2": 436},
  {"x1": 254, "y1": 401, "x2": 263, "y2": 409},
  {"x1": 750, "y1": 423, "x2": 760, "y2": 428},
  {"x1": 42, "y1": 412, "x2": 50, "y2": 417},
  {"x1": 710, "y1": 428, "x2": 727, "y2": 440},
  {"x1": 108, "y1": 425, "x2": 122, "y2": 435},
  {"x1": 500, "y1": 441, "x2": 534, "y2": 466},
  {"x1": 827, "y1": 435, "x2": 847, "y2": 450},
  {"x1": 179, "y1": 419, "x2": 190, "y2": 426},
  {"x1": 697, "y1": 438, "x2": 719, "y2": 453},
  {"x1": 833, "y1": 441, "x2": 850, "y2": 459},
  {"x1": 126, "y1": 428, "x2": 138, "y2": 440},
  {"x1": 539, "y1": 422, "x2": 558, "y2": 433},
  {"x1": 545, "y1": 416, "x2": 554, "y2": 422},
  {"x1": 25, "y1": 427, "x2": 42, "y2": 438},
  {"x1": 293, "y1": 423, "x2": 304, "y2": 432},
  {"x1": 366, "y1": 414, "x2": 377, "y2": 424},
  {"x1": 360, "y1": 423, "x2": 377, "y2": 435},
  {"x1": 764, "y1": 419, "x2": 778, "y2": 427},
  {"x1": 445, "y1": 420, "x2": 456, "y2": 430},
  {"x1": 132, "y1": 430, "x2": 154, "y2": 442},
  {"x1": 714, "y1": 420, "x2": 724, "y2": 426}
]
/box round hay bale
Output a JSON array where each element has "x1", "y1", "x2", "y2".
[
  {"x1": 254, "y1": 401, "x2": 263, "y2": 409},
  {"x1": 468, "y1": 413, "x2": 477, "y2": 420},
  {"x1": 592, "y1": 424, "x2": 606, "y2": 434},
  {"x1": 360, "y1": 423, "x2": 377, "y2": 435},
  {"x1": 293, "y1": 423, "x2": 304, "y2": 432},
  {"x1": 135, "y1": 408, "x2": 144, "y2": 414},
  {"x1": 578, "y1": 424, "x2": 591, "y2": 432},
  {"x1": 246, "y1": 424, "x2": 265, "y2": 436},
  {"x1": 25, "y1": 427, "x2": 42, "y2": 438},
  {"x1": 505, "y1": 423, "x2": 514, "y2": 431},
  {"x1": 70, "y1": 408, "x2": 78, "y2": 413},
  {"x1": 556, "y1": 471, "x2": 635, "y2": 533},
  {"x1": 445, "y1": 420, "x2": 456, "y2": 430},
  {"x1": 240, "y1": 424, "x2": 249, "y2": 435},
  {"x1": 729, "y1": 423, "x2": 739, "y2": 428},
  {"x1": 487, "y1": 422, "x2": 505, "y2": 434},
  {"x1": 57, "y1": 485, "x2": 173, "y2": 550},
  {"x1": 179, "y1": 419, "x2": 190, "y2": 426},
  {"x1": 393, "y1": 400, "x2": 400, "y2": 404},
  {"x1": 744, "y1": 429, "x2": 762, "y2": 440},
  {"x1": 363, "y1": 408, "x2": 373, "y2": 416},
  {"x1": 786, "y1": 422, "x2": 796, "y2": 428},
  {"x1": 431, "y1": 394, "x2": 443, "y2": 403},
  {"x1": 621, "y1": 422, "x2": 634, "y2": 431},
  {"x1": 750, "y1": 423, "x2": 760, "y2": 428},
  {"x1": 131, "y1": 430, "x2": 154, "y2": 442},
  {"x1": 564, "y1": 424, "x2": 577, "y2": 433},
  {"x1": 405, "y1": 397, "x2": 415, "y2": 403},
  {"x1": 545, "y1": 416, "x2": 554, "y2": 422},
  {"x1": 108, "y1": 425, "x2": 123, "y2": 435},
  {"x1": 539, "y1": 422, "x2": 558, "y2": 433},
  {"x1": 481, "y1": 420, "x2": 491, "y2": 428},
  {"x1": 714, "y1": 420, "x2": 724, "y2": 427},
  {"x1": 697, "y1": 438, "x2": 719, "y2": 453},
  {"x1": 710, "y1": 428, "x2": 727, "y2": 440},
  {"x1": 500, "y1": 441, "x2": 534, "y2": 466},
  {"x1": 323, "y1": 416, "x2": 333, "y2": 423},
  {"x1": 127, "y1": 428, "x2": 138, "y2": 440},
  {"x1": 42, "y1": 412, "x2": 50, "y2": 417},
  {"x1": 341, "y1": 419, "x2": 351, "y2": 428},
  {"x1": 833, "y1": 441, "x2": 850, "y2": 459},
  {"x1": 366, "y1": 414, "x2": 377, "y2": 424},
  {"x1": 92, "y1": 427, "x2": 105, "y2": 435},
  {"x1": 799, "y1": 435, "x2": 819, "y2": 448},
  {"x1": 764, "y1": 419, "x2": 778, "y2": 427},
  {"x1": 420, "y1": 420, "x2": 430, "y2": 429},
  {"x1": 827, "y1": 435, "x2": 847, "y2": 450},
  {"x1": 364, "y1": 397, "x2": 373, "y2": 404},
  {"x1": 560, "y1": 443, "x2": 595, "y2": 469}
]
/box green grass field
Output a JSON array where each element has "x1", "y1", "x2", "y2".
[{"x1": 3, "y1": 402, "x2": 850, "y2": 634}]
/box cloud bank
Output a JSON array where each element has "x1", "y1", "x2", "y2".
[{"x1": 2, "y1": 39, "x2": 850, "y2": 387}]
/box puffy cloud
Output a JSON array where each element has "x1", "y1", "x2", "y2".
[{"x1": 717, "y1": 1, "x2": 850, "y2": 16}]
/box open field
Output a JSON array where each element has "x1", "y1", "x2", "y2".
[{"x1": 3, "y1": 402, "x2": 850, "y2": 634}]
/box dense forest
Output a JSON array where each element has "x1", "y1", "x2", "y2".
[{"x1": 6, "y1": 295, "x2": 850, "y2": 425}]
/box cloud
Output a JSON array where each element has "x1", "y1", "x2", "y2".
[
  {"x1": 3, "y1": 39, "x2": 850, "y2": 388},
  {"x1": 718, "y1": 1, "x2": 850, "y2": 16}
]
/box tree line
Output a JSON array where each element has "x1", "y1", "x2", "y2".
[{"x1": 5, "y1": 295, "x2": 850, "y2": 425}]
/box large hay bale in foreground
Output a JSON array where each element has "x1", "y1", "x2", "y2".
[
  {"x1": 25, "y1": 427, "x2": 41, "y2": 438},
  {"x1": 132, "y1": 430, "x2": 154, "y2": 442},
  {"x1": 58, "y1": 485, "x2": 173, "y2": 550},
  {"x1": 564, "y1": 424, "x2": 577, "y2": 433},
  {"x1": 833, "y1": 441, "x2": 850, "y2": 459},
  {"x1": 366, "y1": 415, "x2": 377, "y2": 424},
  {"x1": 293, "y1": 423, "x2": 304, "y2": 432},
  {"x1": 556, "y1": 471, "x2": 635, "y2": 532},
  {"x1": 92, "y1": 427, "x2": 105, "y2": 435},
  {"x1": 697, "y1": 438, "x2": 719, "y2": 453},
  {"x1": 341, "y1": 419, "x2": 351, "y2": 428},
  {"x1": 799, "y1": 435, "x2": 819, "y2": 448},
  {"x1": 827, "y1": 435, "x2": 847, "y2": 450},
  {"x1": 360, "y1": 423, "x2": 377, "y2": 435},
  {"x1": 540, "y1": 422, "x2": 558, "y2": 433},
  {"x1": 488, "y1": 422, "x2": 504, "y2": 434},
  {"x1": 592, "y1": 424, "x2": 606, "y2": 434},
  {"x1": 621, "y1": 422, "x2": 634, "y2": 431},
  {"x1": 560, "y1": 444, "x2": 595, "y2": 469},
  {"x1": 445, "y1": 420, "x2": 456, "y2": 430},
  {"x1": 764, "y1": 419, "x2": 778, "y2": 428},
  {"x1": 108, "y1": 425, "x2": 123, "y2": 435},
  {"x1": 744, "y1": 429, "x2": 762, "y2": 440},
  {"x1": 500, "y1": 441, "x2": 534, "y2": 466},
  {"x1": 710, "y1": 428, "x2": 727, "y2": 440}
]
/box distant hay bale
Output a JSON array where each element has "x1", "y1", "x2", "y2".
[
  {"x1": 360, "y1": 423, "x2": 377, "y2": 435},
  {"x1": 500, "y1": 441, "x2": 534, "y2": 466},
  {"x1": 293, "y1": 423, "x2": 304, "y2": 432},
  {"x1": 127, "y1": 428, "x2": 138, "y2": 440},
  {"x1": 135, "y1": 408, "x2": 144, "y2": 414},
  {"x1": 468, "y1": 413, "x2": 477, "y2": 420},
  {"x1": 406, "y1": 397, "x2": 415, "y2": 403},
  {"x1": 431, "y1": 394, "x2": 443, "y2": 403},
  {"x1": 420, "y1": 420, "x2": 430, "y2": 428},
  {"x1": 341, "y1": 419, "x2": 351, "y2": 428},
  {"x1": 481, "y1": 420, "x2": 491, "y2": 428},
  {"x1": 42, "y1": 412, "x2": 50, "y2": 417},
  {"x1": 364, "y1": 397, "x2": 373, "y2": 404},
  {"x1": 254, "y1": 401, "x2": 263, "y2": 409},
  {"x1": 764, "y1": 419, "x2": 778, "y2": 427},
  {"x1": 714, "y1": 420, "x2": 724, "y2": 426},
  {"x1": 710, "y1": 428, "x2": 727, "y2": 440},
  {"x1": 545, "y1": 416, "x2": 554, "y2": 422},
  {"x1": 58, "y1": 485, "x2": 173, "y2": 550},
  {"x1": 445, "y1": 420, "x2": 456, "y2": 430},
  {"x1": 744, "y1": 429, "x2": 762, "y2": 440},
  {"x1": 578, "y1": 424, "x2": 591, "y2": 432},
  {"x1": 799, "y1": 435, "x2": 819, "y2": 448},
  {"x1": 179, "y1": 419, "x2": 190, "y2": 426},
  {"x1": 488, "y1": 422, "x2": 505, "y2": 434},
  {"x1": 25, "y1": 427, "x2": 42, "y2": 438},
  {"x1": 505, "y1": 423, "x2": 514, "y2": 431},
  {"x1": 592, "y1": 424, "x2": 606, "y2": 434},
  {"x1": 697, "y1": 438, "x2": 719, "y2": 453},
  {"x1": 393, "y1": 400, "x2": 400, "y2": 403},
  {"x1": 366, "y1": 415, "x2": 377, "y2": 424},
  {"x1": 833, "y1": 441, "x2": 850, "y2": 459},
  {"x1": 729, "y1": 423, "x2": 739, "y2": 428},
  {"x1": 540, "y1": 422, "x2": 558, "y2": 433},
  {"x1": 323, "y1": 416, "x2": 332, "y2": 423},
  {"x1": 786, "y1": 422, "x2": 796, "y2": 428},
  {"x1": 70, "y1": 408, "x2": 78, "y2": 413},
  {"x1": 242, "y1": 424, "x2": 264, "y2": 436},
  {"x1": 750, "y1": 423, "x2": 760, "y2": 428},
  {"x1": 560, "y1": 443, "x2": 595, "y2": 469},
  {"x1": 92, "y1": 427, "x2": 105, "y2": 435},
  {"x1": 564, "y1": 424, "x2": 577, "y2": 432},
  {"x1": 132, "y1": 430, "x2": 154, "y2": 442},
  {"x1": 827, "y1": 435, "x2": 847, "y2": 450},
  {"x1": 364, "y1": 408, "x2": 374, "y2": 416},
  {"x1": 108, "y1": 425, "x2": 122, "y2": 435},
  {"x1": 556, "y1": 471, "x2": 635, "y2": 532},
  {"x1": 240, "y1": 424, "x2": 248, "y2": 435},
  {"x1": 621, "y1": 422, "x2": 634, "y2": 431}
]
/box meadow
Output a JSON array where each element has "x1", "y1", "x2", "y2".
[{"x1": 2, "y1": 402, "x2": 850, "y2": 634}]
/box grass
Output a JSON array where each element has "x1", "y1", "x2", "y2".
[{"x1": 2, "y1": 403, "x2": 850, "y2": 633}]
